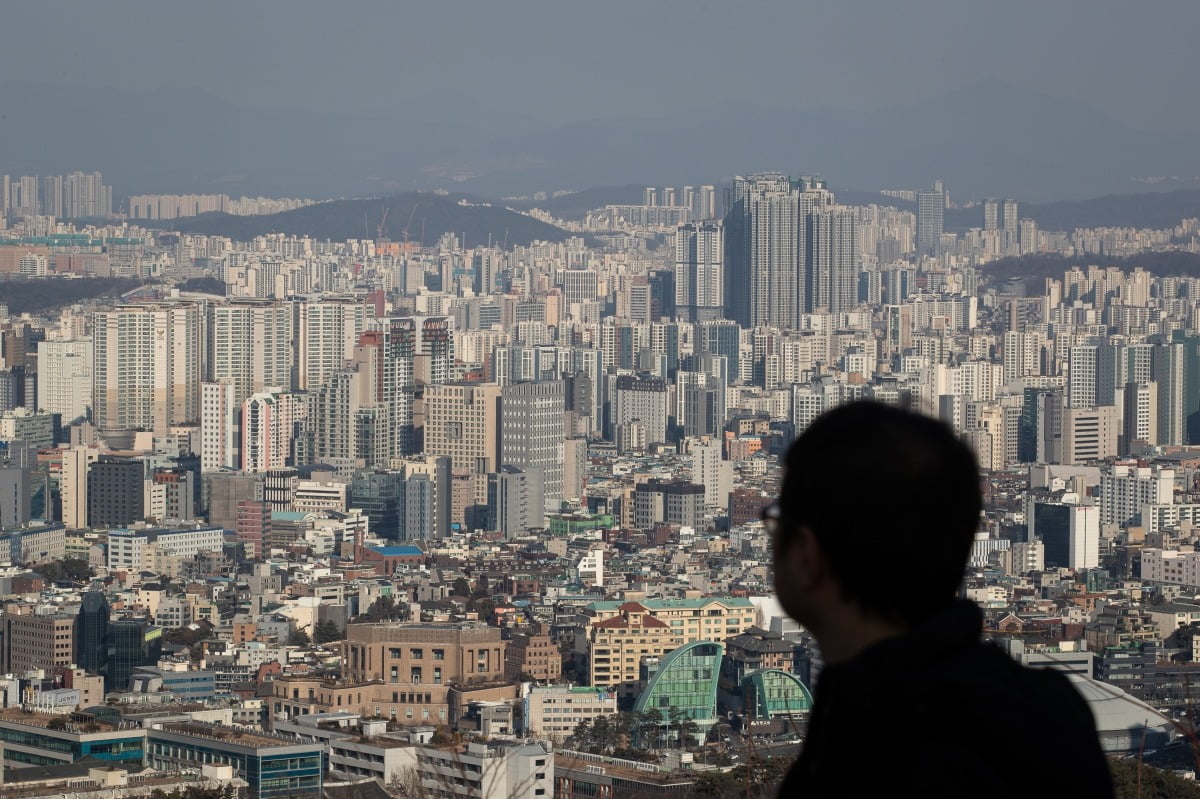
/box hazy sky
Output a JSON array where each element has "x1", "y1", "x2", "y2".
[{"x1": 3, "y1": 0, "x2": 1198, "y2": 131}]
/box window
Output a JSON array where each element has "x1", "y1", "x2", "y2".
[{"x1": 411, "y1": 667, "x2": 422, "y2": 683}]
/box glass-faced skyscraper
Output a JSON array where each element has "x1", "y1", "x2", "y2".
[
  {"x1": 76, "y1": 590, "x2": 110, "y2": 676},
  {"x1": 916, "y1": 183, "x2": 945, "y2": 257}
]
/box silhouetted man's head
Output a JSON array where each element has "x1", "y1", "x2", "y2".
[{"x1": 771, "y1": 401, "x2": 981, "y2": 630}]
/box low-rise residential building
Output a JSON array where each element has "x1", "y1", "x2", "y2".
[{"x1": 524, "y1": 684, "x2": 617, "y2": 740}]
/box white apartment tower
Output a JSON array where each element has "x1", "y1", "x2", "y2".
[
  {"x1": 92, "y1": 302, "x2": 204, "y2": 437},
  {"x1": 294, "y1": 298, "x2": 374, "y2": 391},
  {"x1": 36, "y1": 338, "x2": 92, "y2": 425},
  {"x1": 242, "y1": 389, "x2": 303, "y2": 473},
  {"x1": 674, "y1": 221, "x2": 724, "y2": 321},
  {"x1": 201, "y1": 380, "x2": 239, "y2": 471},
  {"x1": 208, "y1": 299, "x2": 294, "y2": 405}
]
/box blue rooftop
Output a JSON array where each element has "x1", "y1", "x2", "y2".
[{"x1": 369, "y1": 545, "x2": 423, "y2": 557}]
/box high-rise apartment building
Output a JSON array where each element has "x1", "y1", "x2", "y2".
[
  {"x1": 92, "y1": 302, "x2": 204, "y2": 437},
  {"x1": 807, "y1": 205, "x2": 859, "y2": 314},
  {"x1": 294, "y1": 298, "x2": 374, "y2": 391},
  {"x1": 242, "y1": 389, "x2": 303, "y2": 473},
  {"x1": 916, "y1": 183, "x2": 945, "y2": 257},
  {"x1": 208, "y1": 299, "x2": 294, "y2": 405},
  {"x1": 724, "y1": 173, "x2": 841, "y2": 328},
  {"x1": 35, "y1": 338, "x2": 92, "y2": 425},
  {"x1": 201, "y1": 379, "x2": 240, "y2": 471},
  {"x1": 674, "y1": 221, "x2": 724, "y2": 321}
]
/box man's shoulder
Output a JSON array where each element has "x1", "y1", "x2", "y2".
[{"x1": 853, "y1": 640, "x2": 1092, "y2": 722}]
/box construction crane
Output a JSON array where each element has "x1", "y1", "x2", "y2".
[
  {"x1": 401, "y1": 203, "x2": 419, "y2": 244},
  {"x1": 376, "y1": 206, "x2": 390, "y2": 243}
]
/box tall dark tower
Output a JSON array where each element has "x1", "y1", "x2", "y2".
[{"x1": 76, "y1": 590, "x2": 110, "y2": 676}]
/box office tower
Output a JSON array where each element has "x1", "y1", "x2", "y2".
[
  {"x1": 1061, "y1": 405, "x2": 1118, "y2": 465},
  {"x1": 201, "y1": 380, "x2": 239, "y2": 471},
  {"x1": 294, "y1": 298, "x2": 374, "y2": 391},
  {"x1": 1122, "y1": 382, "x2": 1158, "y2": 451},
  {"x1": 396, "y1": 455, "x2": 452, "y2": 539},
  {"x1": 697, "y1": 319, "x2": 741, "y2": 379},
  {"x1": 983, "y1": 199, "x2": 999, "y2": 231},
  {"x1": 663, "y1": 187, "x2": 677, "y2": 207},
  {"x1": 807, "y1": 205, "x2": 859, "y2": 314},
  {"x1": 487, "y1": 465, "x2": 545, "y2": 537},
  {"x1": 107, "y1": 618, "x2": 162, "y2": 691},
  {"x1": 87, "y1": 456, "x2": 145, "y2": 528},
  {"x1": 208, "y1": 299, "x2": 294, "y2": 405},
  {"x1": 644, "y1": 187, "x2": 658, "y2": 207},
  {"x1": 501, "y1": 380, "x2": 565, "y2": 510},
  {"x1": 242, "y1": 389, "x2": 303, "y2": 473},
  {"x1": 76, "y1": 590, "x2": 111, "y2": 676},
  {"x1": 36, "y1": 338, "x2": 92, "y2": 426},
  {"x1": 674, "y1": 221, "x2": 724, "y2": 322},
  {"x1": 613, "y1": 375, "x2": 667, "y2": 449},
  {"x1": 683, "y1": 384, "x2": 725, "y2": 439},
  {"x1": 92, "y1": 302, "x2": 204, "y2": 437},
  {"x1": 61, "y1": 444, "x2": 99, "y2": 528},
  {"x1": 424, "y1": 382, "x2": 502, "y2": 474},
  {"x1": 1032, "y1": 502, "x2": 1099, "y2": 570},
  {"x1": 916, "y1": 183, "x2": 945, "y2": 257},
  {"x1": 4, "y1": 613, "x2": 76, "y2": 675},
  {"x1": 632, "y1": 479, "x2": 705, "y2": 530},
  {"x1": 559, "y1": 267, "x2": 599, "y2": 306},
  {"x1": 0, "y1": 457, "x2": 31, "y2": 528}
]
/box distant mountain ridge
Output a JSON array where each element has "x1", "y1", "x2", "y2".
[
  {"x1": 3, "y1": 79, "x2": 1200, "y2": 202},
  {"x1": 166, "y1": 193, "x2": 574, "y2": 248}
]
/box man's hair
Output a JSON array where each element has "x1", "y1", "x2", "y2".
[{"x1": 779, "y1": 400, "x2": 981, "y2": 627}]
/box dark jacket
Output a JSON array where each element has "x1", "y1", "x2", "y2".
[{"x1": 778, "y1": 600, "x2": 1114, "y2": 797}]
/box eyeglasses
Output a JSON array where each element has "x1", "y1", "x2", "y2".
[{"x1": 761, "y1": 501, "x2": 784, "y2": 537}]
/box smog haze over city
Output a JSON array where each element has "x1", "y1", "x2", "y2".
[{"x1": 1, "y1": 2, "x2": 1200, "y2": 797}]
